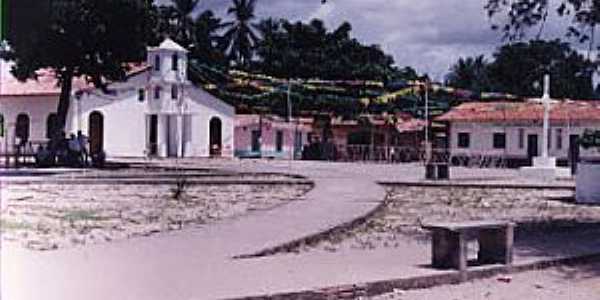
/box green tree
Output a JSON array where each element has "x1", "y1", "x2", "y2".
[
  {"x1": 255, "y1": 18, "x2": 283, "y2": 75},
  {"x1": 1, "y1": 0, "x2": 154, "y2": 145},
  {"x1": 487, "y1": 39, "x2": 595, "y2": 99},
  {"x1": 222, "y1": 0, "x2": 259, "y2": 68},
  {"x1": 446, "y1": 55, "x2": 491, "y2": 93},
  {"x1": 252, "y1": 18, "x2": 395, "y2": 81},
  {"x1": 171, "y1": 0, "x2": 200, "y2": 46},
  {"x1": 191, "y1": 10, "x2": 227, "y2": 66}
]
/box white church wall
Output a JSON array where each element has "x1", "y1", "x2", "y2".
[
  {"x1": 75, "y1": 89, "x2": 147, "y2": 157},
  {"x1": 186, "y1": 88, "x2": 235, "y2": 158},
  {"x1": 0, "y1": 95, "x2": 59, "y2": 151}
]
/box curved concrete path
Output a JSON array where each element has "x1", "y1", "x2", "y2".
[
  {"x1": 4, "y1": 161, "x2": 592, "y2": 300},
  {"x1": 2, "y1": 161, "x2": 426, "y2": 300}
]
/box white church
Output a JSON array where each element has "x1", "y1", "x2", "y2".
[{"x1": 0, "y1": 39, "x2": 235, "y2": 158}]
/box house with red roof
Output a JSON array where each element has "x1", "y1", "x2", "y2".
[
  {"x1": 436, "y1": 99, "x2": 600, "y2": 166},
  {"x1": 234, "y1": 114, "x2": 313, "y2": 159},
  {"x1": 0, "y1": 39, "x2": 235, "y2": 158}
]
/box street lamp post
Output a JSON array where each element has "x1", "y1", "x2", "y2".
[
  {"x1": 287, "y1": 79, "x2": 299, "y2": 161},
  {"x1": 423, "y1": 79, "x2": 431, "y2": 163}
]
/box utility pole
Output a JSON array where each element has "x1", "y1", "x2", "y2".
[
  {"x1": 287, "y1": 80, "x2": 297, "y2": 161},
  {"x1": 287, "y1": 81, "x2": 292, "y2": 123},
  {"x1": 424, "y1": 78, "x2": 431, "y2": 162}
]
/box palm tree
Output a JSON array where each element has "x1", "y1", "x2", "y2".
[
  {"x1": 191, "y1": 10, "x2": 226, "y2": 66},
  {"x1": 172, "y1": 0, "x2": 200, "y2": 45},
  {"x1": 222, "y1": 0, "x2": 259, "y2": 68}
]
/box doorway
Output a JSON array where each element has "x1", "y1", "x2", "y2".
[
  {"x1": 166, "y1": 116, "x2": 179, "y2": 158},
  {"x1": 209, "y1": 117, "x2": 222, "y2": 156},
  {"x1": 569, "y1": 134, "x2": 580, "y2": 174},
  {"x1": 251, "y1": 130, "x2": 261, "y2": 153},
  {"x1": 527, "y1": 134, "x2": 538, "y2": 165},
  {"x1": 89, "y1": 111, "x2": 104, "y2": 154},
  {"x1": 15, "y1": 113, "x2": 30, "y2": 144},
  {"x1": 147, "y1": 115, "x2": 158, "y2": 156}
]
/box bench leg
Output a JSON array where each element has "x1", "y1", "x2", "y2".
[
  {"x1": 432, "y1": 230, "x2": 467, "y2": 271},
  {"x1": 478, "y1": 226, "x2": 514, "y2": 265}
]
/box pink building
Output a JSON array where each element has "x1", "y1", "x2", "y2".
[{"x1": 234, "y1": 115, "x2": 313, "y2": 159}]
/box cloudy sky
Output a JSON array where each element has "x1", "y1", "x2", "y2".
[{"x1": 184, "y1": 0, "x2": 572, "y2": 81}]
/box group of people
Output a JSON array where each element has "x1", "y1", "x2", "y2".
[{"x1": 36, "y1": 131, "x2": 90, "y2": 167}]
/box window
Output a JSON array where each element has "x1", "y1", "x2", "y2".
[
  {"x1": 171, "y1": 85, "x2": 178, "y2": 100},
  {"x1": 457, "y1": 132, "x2": 470, "y2": 148},
  {"x1": 154, "y1": 55, "x2": 160, "y2": 71},
  {"x1": 154, "y1": 86, "x2": 161, "y2": 99},
  {"x1": 518, "y1": 128, "x2": 525, "y2": 149},
  {"x1": 15, "y1": 113, "x2": 30, "y2": 143},
  {"x1": 172, "y1": 54, "x2": 179, "y2": 71},
  {"x1": 276, "y1": 131, "x2": 284, "y2": 152},
  {"x1": 493, "y1": 133, "x2": 506, "y2": 149},
  {"x1": 138, "y1": 89, "x2": 145, "y2": 102},
  {"x1": 46, "y1": 113, "x2": 57, "y2": 139},
  {"x1": 556, "y1": 128, "x2": 563, "y2": 150}
]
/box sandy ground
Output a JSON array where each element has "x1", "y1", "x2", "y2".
[
  {"x1": 1, "y1": 182, "x2": 311, "y2": 250},
  {"x1": 371, "y1": 263, "x2": 600, "y2": 300},
  {"x1": 295, "y1": 186, "x2": 600, "y2": 254}
]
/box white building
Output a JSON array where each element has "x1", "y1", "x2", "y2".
[
  {"x1": 436, "y1": 100, "x2": 600, "y2": 167},
  {"x1": 0, "y1": 39, "x2": 235, "y2": 158}
]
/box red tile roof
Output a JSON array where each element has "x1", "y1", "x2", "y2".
[
  {"x1": 1, "y1": 62, "x2": 149, "y2": 97},
  {"x1": 436, "y1": 100, "x2": 600, "y2": 123},
  {"x1": 235, "y1": 114, "x2": 313, "y2": 129}
]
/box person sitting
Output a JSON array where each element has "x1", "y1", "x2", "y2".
[
  {"x1": 54, "y1": 131, "x2": 69, "y2": 165},
  {"x1": 35, "y1": 144, "x2": 52, "y2": 167}
]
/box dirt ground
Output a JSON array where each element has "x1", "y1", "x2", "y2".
[
  {"x1": 1, "y1": 182, "x2": 311, "y2": 250},
  {"x1": 298, "y1": 186, "x2": 600, "y2": 254},
  {"x1": 371, "y1": 262, "x2": 600, "y2": 300}
]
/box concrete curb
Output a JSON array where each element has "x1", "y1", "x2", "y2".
[
  {"x1": 226, "y1": 252, "x2": 600, "y2": 300},
  {"x1": 379, "y1": 181, "x2": 575, "y2": 190},
  {"x1": 233, "y1": 194, "x2": 393, "y2": 259},
  {"x1": 2, "y1": 179, "x2": 314, "y2": 186}
]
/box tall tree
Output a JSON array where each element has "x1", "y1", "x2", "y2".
[
  {"x1": 191, "y1": 10, "x2": 226, "y2": 66},
  {"x1": 255, "y1": 18, "x2": 282, "y2": 75},
  {"x1": 487, "y1": 39, "x2": 595, "y2": 99},
  {"x1": 171, "y1": 0, "x2": 200, "y2": 47},
  {"x1": 1, "y1": 0, "x2": 154, "y2": 146},
  {"x1": 222, "y1": 0, "x2": 259, "y2": 68},
  {"x1": 446, "y1": 55, "x2": 491, "y2": 93},
  {"x1": 252, "y1": 19, "x2": 395, "y2": 81}
]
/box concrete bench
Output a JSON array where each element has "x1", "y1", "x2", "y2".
[{"x1": 422, "y1": 221, "x2": 515, "y2": 271}]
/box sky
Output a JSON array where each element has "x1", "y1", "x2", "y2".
[{"x1": 172, "y1": 0, "x2": 575, "y2": 81}]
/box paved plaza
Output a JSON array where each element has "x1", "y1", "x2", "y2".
[{"x1": 1, "y1": 160, "x2": 599, "y2": 300}]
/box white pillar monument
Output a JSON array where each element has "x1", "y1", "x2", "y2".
[
  {"x1": 534, "y1": 74, "x2": 556, "y2": 168},
  {"x1": 520, "y1": 74, "x2": 570, "y2": 180}
]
